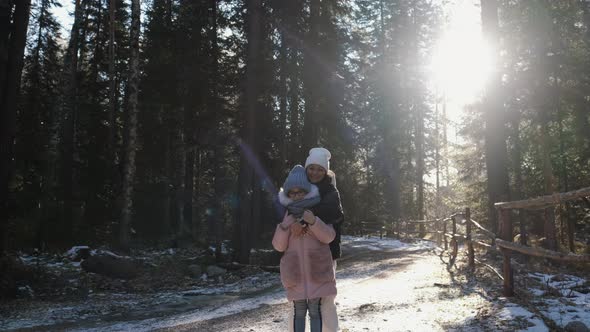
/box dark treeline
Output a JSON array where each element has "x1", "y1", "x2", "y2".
[{"x1": 2, "y1": 0, "x2": 590, "y2": 261}]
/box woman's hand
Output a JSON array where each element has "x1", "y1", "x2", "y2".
[{"x1": 302, "y1": 210, "x2": 316, "y2": 225}]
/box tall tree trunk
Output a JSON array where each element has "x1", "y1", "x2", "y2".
[
  {"x1": 181, "y1": 95, "x2": 194, "y2": 240},
  {"x1": 162, "y1": 113, "x2": 172, "y2": 236},
  {"x1": 416, "y1": 105, "x2": 425, "y2": 234},
  {"x1": 509, "y1": 112, "x2": 525, "y2": 245},
  {"x1": 288, "y1": 46, "x2": 301, "y2": 164},
  {"x1": 532, "y1": 4, "x2": 557, "y2": 251},
  {"x1": 182, "y1": 146, "x2": 195, "y2": 239},
  {"x1": 405, "y1": 126, "x2": 414, "y2": 216},
  {"x1": 60, "y1": 0, "x2": 83, "y2": 245},
  {"x1": 284, "y1": 0, "x2": 302, "y2": 164},
  {"x1": 302, "y1": 0, "x2": 320, "y2": 154},
  {"x1": 108, "y1": 0, "x2": 117, "y2": 166},
  {"x1": 554, "y1": 58, "x2": 569, "y2": 247},
  {"x1": 161, "y1": 0, "x2": 173, "y2": 238},
  {"x1": 442, "y1": 94, "x2": 449, "y2": 187},
  {"x1": 237, "y1": 0, "x2": 263, "y2": 264},
  {"x1": 434, "y1": 100, "x2": 442, "y2": 218},
  {"x1": 583, "y1": 1, "x2": 590, "y2": 162},
  {"x1": 409, "y1": 9, "x2": 425, "y2": 233},
  {"x1": 119, "y1": 0, "x2": 141, "y2": 249},
  {"x1": 207, "y1": 0, "x2": 225, "y2": 261},
  {"x1": 481, "y1": 0, "x2": 510, "y2": 231},
  {"x1": 84, "y1": 0, "x2": 105, "y2": 229},
  {"x1": 210, "y1": 148, "x2": 225, "y2": 261},
  {"x1": 0, "y1": 0, "x2": 14, "y2": 107},
  {"x1": 31, "y1": 0, "x2": 47, "y2": 249},
  {"x1": 171, "y1": 125, "x2": 185, "y2": 237},
  {"x1": 377, "y1": 0, "x2": 401, "y2": 225},
  {"x1": 583, "y1": 0, "x2": 590, "y2": 160},
  {"x1": 278, "y1": 32, "x2": 288, "y2": 167},
  {"x1": 0, "y1": 0, "x2": 31, "y2": 254},
  {"x1": 539, "y1": 102, "x2": 557, "y2": 250},
  {"x1": 389, "y1": 146, "x2": 401, "y2": 223}
]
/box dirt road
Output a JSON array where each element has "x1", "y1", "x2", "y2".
[
  {"x1": 4, "y1": 237, "x2": 549, "y2": 331},
  {"x1": 155, "y1": 237, "x2": 505, "y2": 332}
]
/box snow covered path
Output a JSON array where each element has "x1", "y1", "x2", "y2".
[
  {"x1": 148, "y1": 237, "x2": 504, "y2": 331},
  {"x1": 7, "y1": 236, "x2": 585, "y2": 331}
]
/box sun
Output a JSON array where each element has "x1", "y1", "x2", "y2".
[{"x1": 429, "y1": 0, "x2": 494, "y2": 112}]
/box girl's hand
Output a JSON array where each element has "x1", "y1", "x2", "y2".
[
  {"x1": 302, "y1": 210, "x2": 316, "y2": 225},
  {"x1": 291, "y1": 222, "x2": 307, "y2": 237},
  {"x1": 280, "y1": 213, "x2": 296, "y2": 230}
]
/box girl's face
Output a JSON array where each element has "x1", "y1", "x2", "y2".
[
  {"x1": 306, "y1": 164, "x2": 327, "y2": 184},
  {"x1": 288, "y1": 188, "x2": 307, "y2": 201}
]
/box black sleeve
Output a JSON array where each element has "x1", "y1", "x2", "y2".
[{"x1": 311, "y1": 190, "x2": 344, "y2": 225}]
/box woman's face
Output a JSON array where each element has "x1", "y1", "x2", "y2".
[{"x1": 306, "y1": 164, "x2": 327, "y2": 184}]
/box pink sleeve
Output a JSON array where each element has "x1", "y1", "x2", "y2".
[
  {"x1": 308, "y1": 217, "x2": 336, "y2": 244},
  {"x1": 272, "y1": 224, "x2": 290, "y2": 252}
]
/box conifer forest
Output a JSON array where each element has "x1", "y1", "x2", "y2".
[{"x1": 2, "y1": 0, "x2": 590, "y2": 264}]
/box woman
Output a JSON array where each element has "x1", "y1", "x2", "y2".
[
  {"x1": 307, "y1": 148, "x2": 344, "y2": 259},
  {"x1": 288, "y1": 147, "x2": 344, "y2": 332}
]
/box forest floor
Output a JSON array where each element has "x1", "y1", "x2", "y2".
[{"x1": 1, "y1": 236, "x2": 589, "y2": 331}]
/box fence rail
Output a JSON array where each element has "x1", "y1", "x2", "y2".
[
  {"x1": 495, "y1": 239, "x2": 590, "y2": 263},
  {"x1": 494, "y1": 187, "x2": 590, "y2": 210}
]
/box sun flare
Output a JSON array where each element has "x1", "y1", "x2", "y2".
[{"x1": 429, "y1": 1, "x2": 493, "y2": 109}]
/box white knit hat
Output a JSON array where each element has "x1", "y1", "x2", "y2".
[{"x1": 305, "y1": 147, "x2": 331, "y2": 171}]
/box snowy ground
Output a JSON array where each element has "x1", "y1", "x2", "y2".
[{"x1": 1, "y1": 236, "x2": 589, "y2": 331}]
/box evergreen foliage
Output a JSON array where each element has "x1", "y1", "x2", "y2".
[{"x1": 3, "y1": 0, "x2": 589, "y2": 259}]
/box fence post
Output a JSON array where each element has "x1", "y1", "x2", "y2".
[
  {"x1": 451, "y1": 216, "x2": 458, "y2": 263},
  {"x1": 405, "y1": 220, "x2": 409, "y2": 241},
  {"x1": 566, "y1": 203, "x2": 575, "y2": 253},
  {"x1": 443, "y1": 219, "x2": 448, "y2": 250},
  {"x1": 466, "y1": 208, "x2": 474, "y2": 269},
  {"x1": 519, "y1": 209, "x2": 527, "y2": 246},
  {"x1": 436, "y1": 218, "x2": 441, "y2": 246},
  {"x1": 499, "y1": 208, "x2": 514, "y2": 297},
  {"x1": 543, "y1": 207, "x2": 557, "y2": 251}
]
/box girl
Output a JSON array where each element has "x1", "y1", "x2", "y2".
[{"x1": 272, "y1": 165, "x2": 337, "y2": 332}]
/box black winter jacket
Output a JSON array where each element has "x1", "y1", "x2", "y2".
[{"x1": 311, "y1": 175, "x2": 344, "y2": 259}]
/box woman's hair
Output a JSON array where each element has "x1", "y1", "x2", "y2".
[{"x1": 327, "y1": 170, "x2": 337, "y2": 188}]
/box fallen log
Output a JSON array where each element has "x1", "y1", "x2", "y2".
[
  {"x1": 81, "y1": 253, "x2": 140, "y2": 279},
  {"x1": 217, "y1": 262, "x2": 280, "y2": 273}
]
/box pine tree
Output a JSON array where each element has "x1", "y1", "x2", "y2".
[
  {"x1": 481, "y1": 0, "x2": 510, "y2": 232},
  {"x1": 58, "y1": 0, "x2": 83, "y2": 245},
  {"x1": 17, "y1": 0, "x2": 63, "y2": 248},
  {"x1": 0, "y1": 0, "x2": 32, "y2": 253},
  {"x1": 119, "y1": 0, "x2": 140, "y2": 249},
  {"x1": 236, "y1": 0, "x2": 265, "y2": 263},
  {"x1": 136, "y1": 0, "x2": 177, "y2": 238}
]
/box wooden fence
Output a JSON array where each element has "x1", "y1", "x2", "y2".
[
  {"x1": 356, "y1": 211, "x2": 492, "y2": 268},
  {"x1": 428, "y1": 209, "x2": 497, "y2": 269},
  {"x1": 495, "y1": 186, "x2": 590, "y2": 296},
  {"x1": 433, "y1": 187, "x2": 590, "y2": 297},
  {"x1": 355, "y1": 186, "x2": 590, "y2": 297}
]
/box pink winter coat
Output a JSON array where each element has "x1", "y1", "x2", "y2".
[{"x1": 272, "y1": 202, "x2": 337, "y2": 301}]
